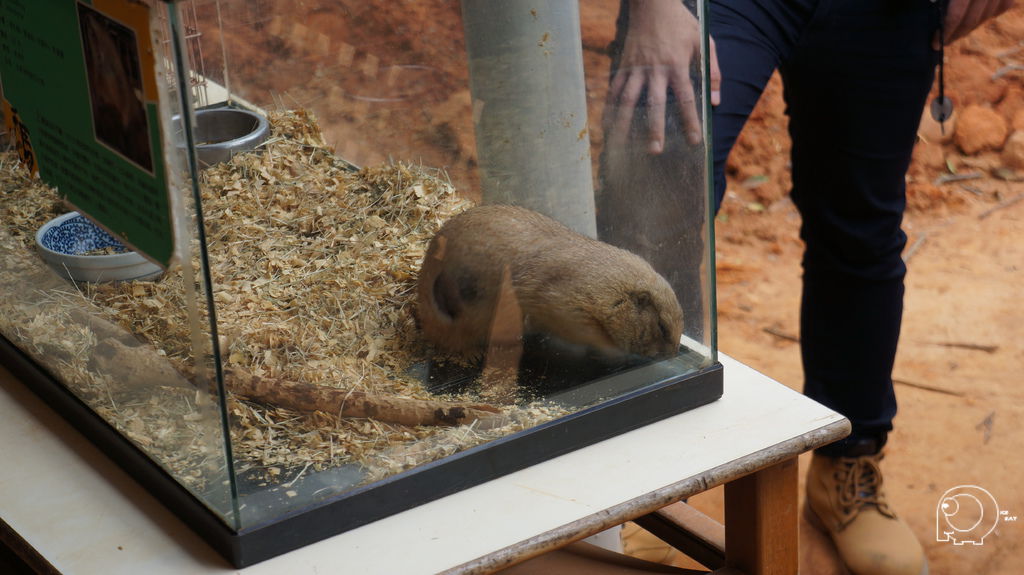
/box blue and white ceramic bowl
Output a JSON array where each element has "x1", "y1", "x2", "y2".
[{"x1": 35, "y1": 212, "x2": 163, "y2": 282}]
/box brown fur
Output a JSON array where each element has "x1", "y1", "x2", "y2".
[{"x1": 416, "y1": 205, "x2": 684, "y2": 358}]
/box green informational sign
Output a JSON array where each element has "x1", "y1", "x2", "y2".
[{"x1": 1, "y1": 0, "x2": 175, "y2": 267}]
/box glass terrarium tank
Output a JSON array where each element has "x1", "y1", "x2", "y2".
[{"x1": 0, "y1": 0, "x2": 720, "y2": 567}]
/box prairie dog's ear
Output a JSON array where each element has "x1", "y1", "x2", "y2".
[
  {"x1": 432, "y1": 270, "x2": 461, "y2": 320},
  {"x1": 631, "y1": 291, "x2": 653, "y2": 309}
]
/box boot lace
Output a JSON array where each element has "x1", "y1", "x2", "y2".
[{"x1": 834, "y1": 454, "x2": 897, "y2": 526}]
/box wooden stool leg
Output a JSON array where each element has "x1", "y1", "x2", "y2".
[
  {"x1": 724, "y1": 458, "x2": 799, "y2": 575},
  {"x1": 633, "y1": 501, "x2": 726, "y2": 569}
]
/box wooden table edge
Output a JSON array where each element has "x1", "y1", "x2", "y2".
[{"x1": 442, "y1": 418, "x2": 851, "y2": 574}]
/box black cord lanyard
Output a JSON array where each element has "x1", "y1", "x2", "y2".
[{"x1": 931, "y1": 0, "x2": 954, "y2": 132}]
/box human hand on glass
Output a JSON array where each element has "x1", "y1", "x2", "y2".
[{"x1": 605, "y1": 0, "x2": 721, "y2": 155}]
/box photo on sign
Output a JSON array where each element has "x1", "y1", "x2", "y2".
[{"x1": 77, "y1": 2, "x2": 153, "y2": 173}]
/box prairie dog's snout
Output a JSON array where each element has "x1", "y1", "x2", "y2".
[{"x1": 416, "y1": 205, "x2": 684, "y2": 358}]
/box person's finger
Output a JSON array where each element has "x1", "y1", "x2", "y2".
[
  {"x1": 672, "y1": 71, "x2": 702, "y2": 146},
  {"x1": 986, "y1": 0, "x2": 1016, "y2": 24},
  {"x1": 709, "y1": 36, "x2": 721, "y2": 107},
  {"x1": 646, "y1": 72, "x2": 668, "y2": 154},
  {"x1": 978, "y1": 0, "x2": 1014, "y2": 26},
  {"x1": 607, "y1": 70, "x2": 645, "y2": 146},
  {"x1": 943, "y1": 0, "x2": 969, "y2": 44},
  {"x1": 944, "y1": 0, "x2": 1012, "y2": 44},
  {"x1": 607, "y1": 65, "x2": 628, "y2": 105},
  {"x1": 949, "y1": 0, "x2": 989, "y2": 42}
]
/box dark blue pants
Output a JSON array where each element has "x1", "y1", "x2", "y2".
[{"x1": 605, "y1": 0, "x2": 942, "y2": 449}]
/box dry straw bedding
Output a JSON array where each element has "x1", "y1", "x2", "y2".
[{"x1": 0, "y1": 110, "x2": 565, "y2": 492}]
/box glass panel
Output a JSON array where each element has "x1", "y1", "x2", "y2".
[
  {"x1": 588, "y1": 0, "x2": 716, "y2": 356},
  {"x1": 4, "y1": 0, "x2": 716, "y2": 541},
  {"x1": 0, "y1": 0, "x2": 237, "y2": 526},
  {"x1": 184, "y1": 0, "x2": 716, "y2": 529}
]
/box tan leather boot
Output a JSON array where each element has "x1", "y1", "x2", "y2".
[{"x1": 805, "y1": 452, "x2": 928, "y2": 575}]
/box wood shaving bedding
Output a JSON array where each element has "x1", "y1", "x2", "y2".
[{"x1": 0, "y1": 110, "x2": 567, "y2": 493}]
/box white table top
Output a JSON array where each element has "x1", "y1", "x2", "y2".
[{"x1": 0, "y1": 354, "x2": 847, "y2": 574}]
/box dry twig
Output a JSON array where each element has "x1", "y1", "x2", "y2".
[
  {"x1": 930, "y1": 341, "x2": 999, "y2": 354},
  {"x1": 763, "y1": 326, "x2": 799, "y2": 343},
  {"x1": 992, "y1": 63, "x2": 1024, "y2": 79},
  {"x1": 225, "y1": 367, "x2": 503, "y2": 428},
  {"x1": 978, "y1": 193, "x2": 1024, "y2": 219},
  {"x1": 904, "y1": 233, "x2": 928, "y2": 262},
  {"x1": 893, "y1": 378, "x2": 964, "y2": 397},
  {"x1": 933, "y1": 171, "x2": 982, "y2": 186}
]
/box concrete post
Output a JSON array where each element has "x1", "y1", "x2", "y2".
[{"x1": 461, "y1": 0, "x2": 596, "y2": 237}]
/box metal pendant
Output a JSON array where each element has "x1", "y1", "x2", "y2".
[{"x1": 931, "y1": 96, "x2": 954, "y2": 123}]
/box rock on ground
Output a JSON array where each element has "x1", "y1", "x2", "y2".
[{"x1": 955, "y1": 105, "x2": 1008, "y2": 155}]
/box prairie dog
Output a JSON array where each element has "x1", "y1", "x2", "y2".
[{"x1": 416, "y1": 205, "x2": 684, "y2": 358}]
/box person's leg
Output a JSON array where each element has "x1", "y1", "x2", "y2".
[
  {"x1": 709, "y1": 0, "x2": 819, "y2": 206},
  {"x1": 780, "y1": 0, "x2": 940, "y2": 449},
  {"x1": 781, "y1": 2, "x2": 940, "y2": 574}
]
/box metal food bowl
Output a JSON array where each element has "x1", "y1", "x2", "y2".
[
  {"x1": 35, "y1": 212, "x2": 163, "y2": 283},
  {"x1": 183, "y1": 107, "x2": 270, "y2": 167}
]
